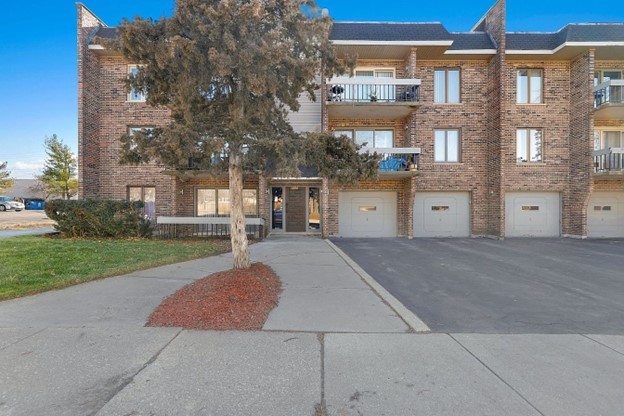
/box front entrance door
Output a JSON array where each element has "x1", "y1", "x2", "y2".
[
  {"x1": 271, "y1": 186, "x2": 321, "y2": 233},
  {"x1": 285, "y1": 187, "x2": 307, "y2": 232}
]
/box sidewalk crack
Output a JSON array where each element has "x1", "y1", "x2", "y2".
[
  {"x1": 87, "y1": 328, "x2": 183, "y2": 416},
  {"x1": 0, "y1": 328, "x2": 47, "y2": 352},
  {"x1": 448, "y1": 334, "x2": 546, "y2": 416}
]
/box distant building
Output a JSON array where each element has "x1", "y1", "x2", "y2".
[{"x1": 4, "y1": 179, "x2": 45, "y2": 199}]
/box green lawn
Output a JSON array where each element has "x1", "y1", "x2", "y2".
[{"x1": 0, "y1": 236, "x2": 231, "y2": 301}]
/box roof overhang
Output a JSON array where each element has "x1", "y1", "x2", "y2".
[
  {"x1": 88, "y1": 44, "x2": 122, "y2": 56},
  {"x1": 507, "y1": 42, "x2": 624, "y2": 60}
]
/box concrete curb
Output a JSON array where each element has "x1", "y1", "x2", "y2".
[{"x1": 325, "y1": 240, "x2": 431, "y2": 333}]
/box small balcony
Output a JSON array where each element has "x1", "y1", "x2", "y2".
[
  {"x1": 593, "y1": 147, "x2": 624, "y2": 177},
  {"x1": 593, "y1": 80, "x2": 624, "y2": 120},
  {"x1": 359, "y1": 147, "x2": 421, "y2": 178},
  {"x1": 326, "y1": 77, "x2": 421, "y2": 119}
]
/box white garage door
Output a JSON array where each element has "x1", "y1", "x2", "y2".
[
  {"x1": 505, "y1": 192, "x2": 560, "y2": 237},
  {"x1": 338, "y1": 192, "x2": 397, "y2": 237},
  {"x1": 413, "y1": 192, "x2": 470, "y2": 237},
  {"x1": 588, "y1": 192, "x2": 624, "y2": 238}
]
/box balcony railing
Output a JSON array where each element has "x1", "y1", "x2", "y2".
[
  {"x1": 594, "y1": 80, "x2": 624, "y2": 109},
  {"x1": 359, "y1": 147, "x2": 421, "y2": 175},
  {"x1": 327, "y1": 77, "x2": 421, "y2": 103},
  {"x1": 593, "y1": 147, "x2": 624, "y2": 174}
]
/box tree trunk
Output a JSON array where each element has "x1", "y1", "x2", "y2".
[{"x1": 229, "y1": 149, "x2": 250, "y2": 269}]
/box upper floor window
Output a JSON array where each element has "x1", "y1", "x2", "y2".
[
  {"x1": 517, "y1": 128, "x2": 543, "y2": 163},
  {"x1": 434, "y1": 69, "x2": 460, "y2": 103},
  {"x1": 334, "y1": 129, "x2": 393, "y2": 148},
  {"x1": 128, "y1": 65, "x2": 146, "y2": 102},
  {"x1": 594, "y1": 70, "x2": 623, "y2": 86},
  {"x1": 434, "y1": 129, "x2": 460, "y2": 162},
  {"x1": 594, "y1": 130, "x2": 622, "y2": 150},
  {"x1": 517, "y1": 69, "x2": 542, "y2": 104}
]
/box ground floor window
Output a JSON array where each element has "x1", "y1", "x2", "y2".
[
  {"x1": 128, "y1": 186, "x2": 156, "y2": 219},
  {"x1": 196, "y1": 188, "x2": 257, "y2": 216}
]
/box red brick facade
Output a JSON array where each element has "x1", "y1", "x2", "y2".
[{"x1": 78, "y1": 1, "x2": 623, "y2": 239}]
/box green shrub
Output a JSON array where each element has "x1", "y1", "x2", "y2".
[{"x1": 45, "y1": 199, "x2": 152, "y2": 238}]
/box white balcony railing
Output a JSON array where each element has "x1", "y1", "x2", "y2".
[
  {"x1": 594, "y1": 80, "x2": 624, "y2": 109},
  {"x1": 327, "y1": 77, "x2": 421, "y2": 103},
  {"x1": 593, "y1": 147, "x2": 624, "y2": 173}
]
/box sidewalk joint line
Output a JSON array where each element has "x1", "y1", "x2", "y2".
[
  {"x1": 0, "y1": 328, "x2": 47, "y2": 352},
  {"x1": 88, "y1": 328, "x2": 183, "y2": 416},
  {"x1": 581, "y1": 334, "x2": 624, "y2": 357},
  {"x1": 448, "y1": 334, "x2": 546, "y2": 416}
]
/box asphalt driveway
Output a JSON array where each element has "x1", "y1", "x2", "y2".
[{"x1": 332, "y1": 238, "x2": 624, "y2": 334}]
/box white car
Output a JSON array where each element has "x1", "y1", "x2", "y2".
[{"x1": 0, "y1": 196, "x2": 25, "y2": 211}]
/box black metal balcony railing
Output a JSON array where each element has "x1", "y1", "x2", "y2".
[
  {"x1": 594, "y1": 80, "x2": 624, "y2": 109},
  {"x1": 327, "y1": 77, "x2": 421, "y2": 103},
  {"x1": 358, "y1": 147, "x2": 421, "y2": 173},
  {"x1": 593, "y1": 147, "x2": 624, "y2": 174}
]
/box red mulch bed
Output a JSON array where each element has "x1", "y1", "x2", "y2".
[{"x1": 146, "y1": 262, "x2": 282, "y2": 330}]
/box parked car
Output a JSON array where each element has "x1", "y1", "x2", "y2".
[{"x1": 0, "y1": 196, "x2": 25, "y2": 211}]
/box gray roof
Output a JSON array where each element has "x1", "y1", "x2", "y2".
[
  {"x1": 448, "y1": 32, "x2": 495, "y2": 50},
  {"x1": 92, "y1": 22, "x2": 623, "y2": 51},
  {"x1": 93, "y1": 27, "x2": 119, "y2": 40},
  {"x1": 330, "y1": 22, "x2": 452, "y2": 42},
  {"x1": 507, "y1": 23, "x2": 624, "y2": 50}
]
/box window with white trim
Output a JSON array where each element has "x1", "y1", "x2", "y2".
[
  {"x1": 434, "y1": 129, "x2": 460, "y2": 162},
  {"x1": 333, "y1": 129, "x2": 394, "y2": 148},
  {"x1": 516, "y1": 128, "x2": 543, "y2": 163},
  {"x1": 594, "y1": 130, "x2": 622, "y2": 150},
  {"x1": 517, "y1": 69, "x2": 543, "y2": 104},
  {"x1": 196, "y1": 189, "x2": 258, "y2": 216},
  {"x1": 128, "y1": 186, "x2": 156, "y2": 219},
  {"x1": 128, "y1": 65, "x2": 146, "y2": 102},
  {"x1": 434, "y1": 69, "x2": 460, "y2": 103}
]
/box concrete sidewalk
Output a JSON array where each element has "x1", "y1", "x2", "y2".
[{"x1": 1, "y1": 236, "x2": 624, "y2": 415}]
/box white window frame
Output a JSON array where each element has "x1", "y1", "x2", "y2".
[
  {"x1": 516, "y1": 128, "x2": 543, "y2": 163},
  {"x1": 517, "y1": 69, "x2": 543, "y2": 104},
  {"x1": 127, "y1": 65, "x2": 146, "y2": 102},
  {"x1": 333, "y1": 128, "x2": 394, "y2": 148},
  {"x1": 594, "y1": 128, "x2": 623, "y2": 150},
  {"x1": 595, "y1": 69, "x2": 624, "y2": 86},
  {"x1": 128, "y1": 186, "x2": 156, "y2": 219},
  {"x1": 434, "y1": 68, "x2": 461, "y2": 104},
  {"x1": 433, "y1": 129, "x2": 461, "y2": 163},
  {"x1": 195, "y1": 188, "x2": 258, "y2": 217}
]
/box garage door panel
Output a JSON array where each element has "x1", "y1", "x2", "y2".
[
  {"x1": 505, "y1": 192, "x2": 560, "y2": 237},
  {"x1": 414, "y1": 192, "x2": 470, "y2": 237},
  {"x1": 588, "y1": 192, "x2": 624, "y2": 238},
  {"x1": 350, "y1": 197, "x2": 385, "y2": 233},
  {"x1": 339, "y1": 192, "x2": 397, "y2": 238}
]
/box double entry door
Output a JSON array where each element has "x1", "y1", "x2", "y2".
[{"x1": 271, "y1": 186, "x2": 320, "y2": 233}]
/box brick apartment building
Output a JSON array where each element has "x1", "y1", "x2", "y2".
[{"x1": 77, "y1": 0, "x2": 624, "y2": 239}]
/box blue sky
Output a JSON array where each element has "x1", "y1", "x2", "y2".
[{"x1": 1, "y1": 0, "x2": 623, "y2": 178}]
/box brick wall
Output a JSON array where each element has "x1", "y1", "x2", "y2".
[
  {"x1": 77, "y1": 5, "x2": 103, "y2": 199},
  {"x1": 568, "y1": 50, "x2": 595, "y2": 237},
  {"x1": 411, "y1": 60, "x2": 490, "y2": 235}
]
